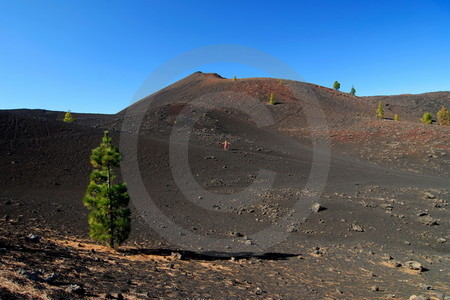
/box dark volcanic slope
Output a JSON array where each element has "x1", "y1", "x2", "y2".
[{"x1": 1, "y1": 72, "x2": 449, "y2": 299}]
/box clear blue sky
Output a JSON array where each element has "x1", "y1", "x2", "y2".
[{"x1": 1, "y1": 0, "x2": 449, "y2": 114}]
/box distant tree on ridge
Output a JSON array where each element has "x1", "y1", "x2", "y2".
[
  {"x1": 333, "y1": 81, "x2": 341, "y2": 91},
  {"x1": 63, "y1": 110, "x2": 75, "y2": 123}
]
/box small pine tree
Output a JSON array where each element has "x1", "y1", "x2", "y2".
[
  {"x1": 83, "y1": 131, "x2": 131, "y2": 248},
  {"x1": 333, "y1": 81, "x2": 341, "y2": 91},
  {"x1": 350, "y1": 86, "x2": 356, "y2": 96},
  {"x1": 233, "y1": 75, "x2": 237, "y2": 81},
  {"x1": 376, "y1": 101, "x2": 384, "y2": 119},
  {"x1": 394, "y1": 114, "x2": 399, "y2": 121},
  {"x1": 268, "y1": 92, "x2": 276, "y2": 105},
  {"x1": 421, "y1": 112, "x2": 433, "y2": 124},
  {"x1": 63, "y1": 110, "x2": 75, "y2": 123},
  {"x1": 437, "y1": 106, "x2": 449, "y2": 126}
]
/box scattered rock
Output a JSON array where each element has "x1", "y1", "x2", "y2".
[
  {"x1": 26, "y1": 233, "x2": 41, "y2": 243},
  {"x1": 381, "y1": 203, "x2": 393, "y2": 210},
  {"x1": 44, "y1": 273, "x2": 58, "y2": 283},
  {"x1": 421, "y1": 283, "x2": 433, "y2": 290},
  {"x1": 244, "y1": 239, "x2": 253, "y2": 246},
  {"x1": 351, "y1": 224, "x2": 364, "y2": 232},
  {"x1": 409, "y1": 295, "x2": 430, "y2": 300},
  {"x1": 382, "y1": 254, "x2": 393, "y2": 260},
  {"x1": 390, "y1": 261, "x2": 402, "y2": 267},
  {"x1": 204, "y1": 156, "x2": 215, "y2": 160},
  {"x1": 313, "y1": 249, "x2": 323, "y2": 255},
  {"x1": 68, "y1": 284, "x2": 86, "y2": 295},
  {"x1": 19, "y1": 269, "x2": 43, "y2": 282},
  {"x1": 371, "y1": 285, "x2": 380, "y2": 291},
  {"x1": 311, "y1": 203, "x2": 326, "y2": 212},
  {"x1": 0, "y1": 248, "x2": 7, "y2": 254},
  {"x1": 286, "y1": 224, "x2": 298, "y2": 233},
  {"x1": 437, "y1": 238, "x2": 447, "y2": 243},
  {"x1": 392, "y1": 260, "x2": 402, "y2": 268},
  {"x1": 423, "y1": 192, "x2": 435, "y2": 199},
  {"x1": 166, "y1": 263, "x2": 175, "y2": 269},
  {"x1": 255, "y1": 287, "x2": 264, "y2": 295},
  {"x1": 405, "y1": 261, "x2": 423, "y2": 271},
  {"x1": 171, "y1": 252, "x2": 182, "y2": 260},
  {"x1": 418, "y1": 215, "x2": 439, "y2": 226}
]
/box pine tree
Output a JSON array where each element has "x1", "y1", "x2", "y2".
[
  {"x1": 63, "y1": 110, "x2": 75, "y2": 123},
  {"x1": 268, "y1": 92, "x2": 276, "y2": 105},
  {"x1": 333, "y1": 81, "x2": 341, "y2": 91},
  {"x1": 350, "y1": 86, "x2": 356, "y2": 96},
  {"x1": 421, "y1": 112, "x2": 433, "y2": 124},
  {"x1": 376, "y1": 101, "x2": 384, "y2": 119},
  {"x1": 233, "y1": 75, "x2": 237, "y2": 81},
  {"x1": 83, "y1": 131, "x2": 131, "y2": 248},
  {"x1": 394, "y1": 114, "x2": 399, "y2": 121},
  {"x1": 437, "y1": 106, "x2": 449, "y2": 126}
]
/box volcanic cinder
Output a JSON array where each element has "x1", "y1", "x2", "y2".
[{"x1": 0, "y1": 72, "x2": 449, "y2": 299}]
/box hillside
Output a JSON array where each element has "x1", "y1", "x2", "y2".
[{"x1": 0, "y1": 72, "x2": 449, "y2": 299}]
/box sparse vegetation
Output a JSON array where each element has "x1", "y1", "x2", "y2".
[
  {"x1": 421, "y1": 112, "x2": 433, "y2": 124},
  {"x1": 394, "y1": 114, "x2": 399, "y2": 121},
  {"x1": 437, "y1": 106, "x2": 449, "y2": 126},
  {"x1": 376, "y1": 101, "x2": 384, "y2": 119},
  {"x1": 279, "y1": 78, "x2": 284, "y2": 85},
  {"x1": 83, "y1": 131, "x2": 131, "y2": 248},
  {"x1": 350, "y1": 86, "x2": 356, "y2": 96},
  {"x1": 333, "y1": 81, "x2": 341, "y2": 91},
  {"x1": 63, "y1": 110, "x2": 74, "y2": 123},
  {"x1": 268, "y1": 92, "x2": 276, "y2": 105}
]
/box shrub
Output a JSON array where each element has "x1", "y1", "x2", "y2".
[
  {"x1": 333, "y1": 81, "x2": 341, "y2": 91},
  {"x1": 63, "y1": 110, "x2": 74, "y2": 123},
  {"x1": 394, "y1": 114, "x2": 399, "y2": 121},
  {"x1": 83, "y1": 131, "x2": 131, "y2": 248},
  {"x1": 376, "y1": 101, "x2": 384, "y2": 119},
  {"x1": 437, "y1": 106, "x2": 449, "y2": 126},
  {"x1": 421, "y1": 112, "x2": 433, "y2": 124}
]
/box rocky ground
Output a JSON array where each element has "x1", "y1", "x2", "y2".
[{"x1": 0, "y1": 205, "x2": 448, "y2": 299}]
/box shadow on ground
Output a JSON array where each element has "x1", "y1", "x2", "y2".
[{"x1": 119, "y1": 248, "x2": 299, "y2": 261}]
